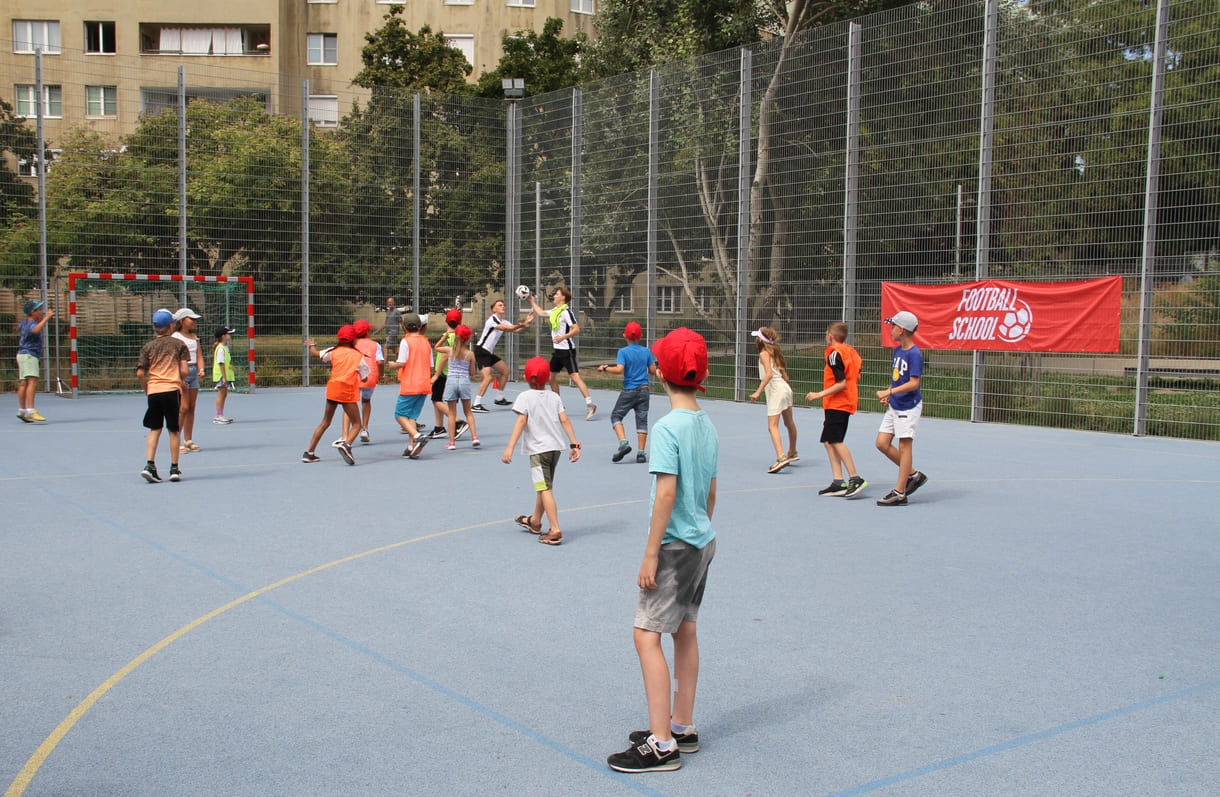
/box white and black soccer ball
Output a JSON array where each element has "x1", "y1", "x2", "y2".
[
  {"x1": 996, "y1": 303, "x2": 1033, "y2": 343},
  {"x1": 515, "y1": 285, "x2": 531, "y2": 300}
]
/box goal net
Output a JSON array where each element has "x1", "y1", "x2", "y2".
[{"x1": 68, "y1": 273, "x2": 254, "y2": 396}]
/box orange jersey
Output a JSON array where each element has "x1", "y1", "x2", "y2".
[
  {"x1": 823, "y1": 342, "x2": 862, "y2": 414},
  {"x1": 325, "y1": 346, "x2": 363, "y2": 404},
  {"x1": 137, "y1": 335, "x2": 189, "y2": 395},
  {"x1": 355, "y1": 337, "x2": 381, "y2": 388},
  {"x1": 397, "y1": 334, "x2": 433, "y2": 395}
]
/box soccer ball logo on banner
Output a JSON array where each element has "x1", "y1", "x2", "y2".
[{"x1": 996, "y1": 301, "x2": 1033, "y2": 343}]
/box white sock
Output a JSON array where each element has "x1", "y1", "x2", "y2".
[
  {"x1": 671, "y1": 720, "x2": 694, "y2": 734},
  {"x1": 585, "y1": 396, "x2": 593, "y2": 405},
  {"x1": 473, "y1": 395, "x2": 484, "y2": 406},
  {"x1": 651, "y1": 736, "x2": 676, "y2": 752},
  {"x1": 493, "y1": 387, "x2": 504, "y2": 400}
]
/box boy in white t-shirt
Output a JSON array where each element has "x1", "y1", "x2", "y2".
[{"x1": 501, "y1": 357, "x2": 581, "y2": 546}]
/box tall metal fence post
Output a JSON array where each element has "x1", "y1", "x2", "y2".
[
  {"x1": 734, "y1": 49, "x2": 752, "y2": 401},
  {"x1": 570, "y1": 88, "x2": 582, "y2": 350},
  {"x1": 35, "y1": 49, "x2": 49, "y2": 389},
  {"x1": 178, "y1": 66, "x2": 188, "y2": 306},
  {"x1": 412, "y1": 93, "x2": 421, "y2": 319},
  {"x1": 301, "y1": 81, "x2": 311, "y2": 386},
  {"x1": 646, "y1": 70, "x2": 659, "y2": 344},
  {"x1": 535, "y1": 182, "x2": 542, "y2": 357},
  {"x1": 505, "y1": 97, "x2": 521, "y2": 376},
  {"x1": 842, "y1": 23, "x2": 862, "y2": 345},
  {"x1": 1134, "y1": 0, "x2": 1171, "y2": 436},
  {"x1": 971, "y1": 0, "x2": 998, "y2": 422}
]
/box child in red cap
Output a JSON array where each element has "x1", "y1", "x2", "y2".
[
  {"x1": 425, "y1": 308, "x2": 469, "y2": 442},
  {"x1": 302, "y1": 325, "x2": 368, "y2": 465},
  {"x1": 608, "y1": 327, "x2": 718, "y2": 774},
  {"x1": 342, "y1": 319, "x2": 385, "y2": 445},
  {"x1": 596, "y1": 321, "x2": 657, "y2": 463},
  {"x1": 436, "y1": 323, "x2": 480, "y2": 450},
  {"x1": 501, "y1": 356, "x2": 581, "y2": 545}
]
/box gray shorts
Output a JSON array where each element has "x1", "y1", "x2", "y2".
[
  {"x1": 360, "y1": 387, "x2": 375, "y2": 401},
  {"x1": 610, "y1": 385, "x2": 650, "y2": 430},
  {"x1": 634, "y1": 537, "x2": 716, "y2": 634},
  {"x1": 184, "y1": 364, "x2": 200, "y2": 390}
]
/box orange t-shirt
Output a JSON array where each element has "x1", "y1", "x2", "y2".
[
  {"x1": 325, "y1": 346, "x2": 363, "y2": 404},
  {"x1": 355, "y1": 337, "x2": 381, "y2": 388},
  {"x1": 823, "y1": 341, "x2": 862, "y2": 414},
  {"x1": 397, "y1": 334, "x2": 433, "y2": 395}
]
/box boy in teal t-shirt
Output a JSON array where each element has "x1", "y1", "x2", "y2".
[{"x1": 607, "y1": 327, "x2": 718, "y2": 774}]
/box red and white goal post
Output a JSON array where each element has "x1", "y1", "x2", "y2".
[{"x1": 67, "y1": 273, "x2": 255, "y2": 397}]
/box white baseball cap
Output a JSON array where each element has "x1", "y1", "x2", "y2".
[
  {"x1": 885, "y1": 310, "x2": 919, "y2": 332},
  {"x1": 173, "y1": 307, "x2": 202, "y2": 321}
]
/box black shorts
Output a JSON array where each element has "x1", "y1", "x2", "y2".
[
  {"x1": 549, "y1": 348, "x2": 579, "y2": 375},
  {"x1": 473, "y1": 345, "x2": 501, "y2": 370},
  {"x1": 144, "y1": 390, "x2": 181, "y2": 432},
  {"x1": 820, "y1": 408, "x2": 851, "y2": 444},
  {"x1": 431, "y1": 373, "x2": 447, "y2": 403}
]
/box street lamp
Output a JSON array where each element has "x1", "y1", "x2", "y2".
[{"x1": 501, "y1": 78, "x2": 524, "y2": 99}]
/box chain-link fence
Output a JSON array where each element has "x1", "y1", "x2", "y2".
[{"x1": 3, "y1": 0, "x2": 1218, "y2": 438}]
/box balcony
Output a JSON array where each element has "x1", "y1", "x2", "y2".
[{"x1": 140, "y1": 24, "x2": 271, "y2": 56}]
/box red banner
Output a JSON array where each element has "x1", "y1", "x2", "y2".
[{"x1": 880, "y1": 277, "x2": 1122, "y2": 352}]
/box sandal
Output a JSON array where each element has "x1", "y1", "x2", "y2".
[
  {"x1": 186, "y1": 440, "x2": 201, "y2": 452},
  {"x1": 786, "y1": 450, "x2": 800, "y2": 463},
  {"x1": 767, "y1": 457, "x2": 790, "y2": 474},
  {"x1": 538, "y1": 530, "x2": 563, "y2": 545},
  {"x1": 515, "y1": 515, "x2": 542, "y2": 533}
]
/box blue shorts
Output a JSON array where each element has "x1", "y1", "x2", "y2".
[
  {"x1": 394, "y1": 393, "x2": 426, "y2": 419},
  {"x1": 360, "y1": 387, "x2": 375, "y2": 401},
  {"x1": 184, "y1": 364, "x2": 200, "y2": 390},
  {"x1": 610, "y1": 385, "x2": 650, "y2": 430}
]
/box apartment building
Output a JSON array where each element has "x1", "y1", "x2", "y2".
[{"x1": 4, "y1": 0, "x2": 595, "y2": 166}]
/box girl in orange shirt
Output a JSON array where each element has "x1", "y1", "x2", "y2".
[{"x1": 302, "y1": 325, "x2": 369, "y2": 465}]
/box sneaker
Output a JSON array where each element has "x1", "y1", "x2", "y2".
[
  {"x1": 612, "y1": 440, "x2": 632, "y2": 463},
  {"x1": 407, "y1": 432, "x2": 430, "y2": 458},
  {"x1": 636, "y1": 451, "x2": 647, "y2": 463},
  {"x1": 140, "y1": 464, "x2": 161, "y2": 483},
  {"x1": 338, "y1": 441, "x2": 356, "y2": 465},
  {"x1": 585, "y1": 404, "x2": 598, "y2": 421},
  {"x1": 628, "y1": 728, "x2": 699, "y2": 754},
  {"x1": 471, "y1": 436, "x2": 481, "y2": 448},
  {"x1": 359, "y1": 429, "x2": 370, "y2": 443},
  {"x1": 786, "y1": 450, "x2": 799, "y2": 463},
  {"x1": 494, "y1": 397, "x2": 512, "y2": 406},
  {"x1": 905, "y1": 470, "x2": 928, "y2": 495},
  {"x1": 877, "y1": 489, "x2": 907, "y2": 506},
  {"x1": 212, "y1": 416, "x2": 233, "y2": 424},
  {"x1": 429, "y1": 426, "x2": 449, "y2": 440},
  {"x1": 445, "y1": 442, "x2": 456, "y2": 451},
  {"x1": 472, "y1": 403, "x2": 489, "y2": 414},
  {"x1": 17, "y1": 411, "x2": 33, "y2": 423},
  {"x1": 168, "y1": 465, "x2": 182, "y2": 482},
  {"x1": 767, "y1": 457, "x2": 790, "y2": 474},
  {"x1": 301, "y1": 451, "x2": 321, "y2": 463},
  {"x1": 538, "y1": 530, "x2": 563, "y2": 545},
  {"x1": 331, "y1": 438, "x2": 345, "y2": 449},
  {"x1": 843, "y1": 476, "x2": 868, "y2": 499},
  {"x1": 818, "y1": 480, "x2": 848, "y2": 496},
  {"x1": 454, "y1": 420, "x2": 470, "y2": 440},
  {"x1": 29, "y1": 410, "x2": 46, "y2": 422},
  {"x1": 607, "y1": 736, "x2": 681, "y2": 773}
]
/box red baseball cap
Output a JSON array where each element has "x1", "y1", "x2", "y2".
[
  {"x1": 337, "y1": 325, "x2": 357, "y2": 343},
  {"x1": 523, "y1": 356, "x2": 551, "y2": 387},
  {"x1": 623, "y1": 321, "x2": 643, "y2": 341},
  {"x1": 353, "y1": 319, "x2": 372, "y2": 337},
  {"x1": 445, "y1": 308, "x2": 463, "y2": 324},
  {"x1": 455, "y1": 324, "x2": 472, "y2": 341},
  {"x1": 651, "y1": 327, "x2": 708, "y2": 391}
]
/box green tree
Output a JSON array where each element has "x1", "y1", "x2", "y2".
[
  {"x1": 0, "y1": 97, "x2": 36, "y2": 232},
  {"x1": 587, "y1": 0, "x2": 761, "y2": 77},
  {"x1": 474, "y1": 17, "x2": 588, "y2": 98},
  {"x1": 354, "y1": 6, "x2": 472, "y2": 93}
]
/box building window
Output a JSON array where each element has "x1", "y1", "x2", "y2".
[
  {"x1": 17, "y1": 149, "x2": 61, "y2": 177},
  {"x1": 444, "y1": 0, "x2": 475, "y2": 5},
  {"x1": 657, "y1": 285, "x2": 681, "y2": 314},
  {"x1": 308, "y1": 95, "x2": 339, "y2": 127},
  {"x1": 307, "y1": 33, "x2": 338, "y2": 65},
  {"x1": 86, "y1": 86, "x2": 119, "y2": 117},
  {"x1": 85, "y1": 21, "x2": 117, "y2": 54},
  {"x1": 14, "y1": 85, "x2": 62, "y2": 118},
  {"x1": 571, "y1": 0, "x2": 595, "y2": 13},
  {"x1": 13, "y1": 21, "x2": 61, "y2": 54},
  {"x1": 444, "y1": 34, "x2": 475, "y2": 67},
  {"x1": 140, "y1": 25, "x2": 270, "y2": 55},
  {"x1": 611, "y1": 289, "x2": 633, "y2": 314},
  {"x1": 508, "y1": 0, "x2": 537, "y2": 6}
]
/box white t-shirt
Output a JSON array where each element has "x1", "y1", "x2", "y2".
[
  {"x1": 511, "y1": 388, "x2": 568, "y2": 455},
  {"x1": 477, "y1": 314, "x2": 505, "y2": 352},
  {"x1": 172, "y1": 332, "x2": 200, "y2": 369}
]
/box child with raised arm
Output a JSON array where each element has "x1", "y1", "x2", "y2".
[
  {"x1": 526, "y1": 286, "x2": 597, "y2": 420},
  {"x1": 806, "y1": 322, "x2": 867, "y2": 498},
  {"x1": 748, "y1": 326, "x2": 799, "y2": 474},
  {"x1": 472, "y1": 299, "x2": 533, "y2": 412},
  {"x1": 343, "y1": 319, "x2": 384, "y2": 444},
  {"x1": 136, "y1": 309, "x2": 190, "y2": 483},
  {"x1": 608, "y1": 327, "x2": 717, "y2": 774},
  {"x1": 596, "y1": 321, "x2": 656, "y2": 463},
  {"x1": 301, "y1": 325, "x2": 368, "y2": 466},
  {"x1": 15, "y1": 299, "x2": 52, "y2": 422},
  {"x1": 501, "y1": 357, "x2": 581, "y2": 546}
]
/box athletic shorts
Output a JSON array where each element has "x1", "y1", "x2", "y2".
[
  {"x1": 16, "y1": 353, "x2": 40, "y2": 380},
  {"x1": 764, "y1": 378, "x2": 793, "y2": 416},
  {"x1": 143, "y1": 390, "x2": 181, "y2": 432},
  {"x1": 549, "y1": 349, "x2": 579, "y2": 375},
  {"x1": 431, "y1": 373, "x2": 447, "y2": 403},
  {"x1": 878, "y1": 401, "x2": 922, "y2": 439},
  {"x1": 820, "y1": 408, "x2": 851, "y2": 444},
  {"x1": 610, "y1": 385, "x2": 651, "y2": 430},
  {"x1": 529, "y1": 450, "x2": 560, "y2": 492},
  {"x1": 634, "y1": 537, "x2": 716, "y2": 634},
  {"x1": 360, "y1": 387, "x2": 375, "y2": 401},
  {"x1": 442, "y1": 379, "x2": 472, "y2": 402},
  {"x1": 394, "y1": 393, "x2": 426, "y2": 420},
  {"x1": 184, "y1": 364, "x2": 200, "y2": 390},
  {"x1": 474, "y1": 345, "x2": 501, "y2": 370}
]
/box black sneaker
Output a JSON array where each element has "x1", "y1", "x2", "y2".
[
  {"x1": 408, "y1": 432, "x2": 430, "y2": 458},
  {"x1": 843, "y1": 476, "x2": 868, "y2": 498},
  {"x1": 905, "y1": 470, "x2": 928, "y2": 495},
  {"x1": 636, "y1": 451, "x2": 647, "y2": 463},
  {"x1": 607, "y1": 736, "x2": 681, "y2": 773},
  {"x1": 628, "y1": 728, "x2": 699, "y2": 754},
  {"x1": 169, "y1": 465, "x2": 182, "y2": 482},
  {"x1": 612, "y1": 441, "x2": 632, "y2": 462},
  {"x1": 338, "y1": 441, "x2": 356, "y2": 465},
  {"x1": 301, "y1": 451, "x2": 320, "y2": 463},
  {"x1": 818, "y1": 480, "x2": 847, "y2": 496},
  {"x1": 429, "y1": 426, "x2": 448, "y2": 440},
  {"x1": 494, "y1": 397, "x2": 512, "y2": 406},
  {"x1": 455, "y1": 420, "x2": 470, "y2": 440},
  {"x1": 472, "y1": 403, "x2": 490, "y2": 414},
  {"x1": 877, "y1": 489, "x2": 907, "y2": 506},
  {"x1": 141, "y1": 464, "x2": 161, "y2": 483}
]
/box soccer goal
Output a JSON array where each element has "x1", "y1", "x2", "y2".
[{"x1": 67, "y1": 273, "x2": 254, "y2": 397}]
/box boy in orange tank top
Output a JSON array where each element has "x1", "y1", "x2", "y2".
[
  {"x1": 805, "y1": 322, "x2": 867, "y2": 498},
  {"x1": 302, "y1": 325, "x2": 369, "y2": 465}
]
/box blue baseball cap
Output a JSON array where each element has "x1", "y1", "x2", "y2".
[
  {"x1": 152, "y1": 308, "x2": 174, "y2": 328},
  {"x1": 23, "y1": 300, "x2": 44, "y2": 315}
]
